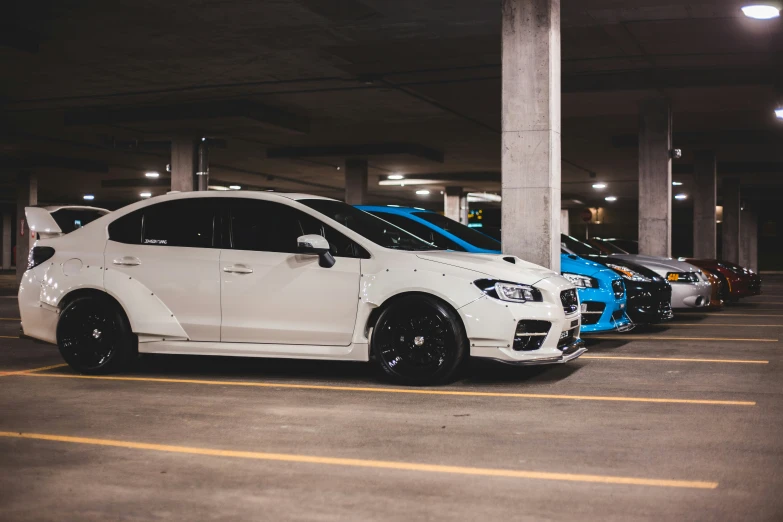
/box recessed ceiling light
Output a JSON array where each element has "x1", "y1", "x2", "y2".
[
  {"x1": 229, "y1": 185, "x2": 241, "y2": 190},
  {"x1": 388, "y1": 174, "x2": 404, "y2": 180},
  {"x1": 741, "y1": 4, "x2": 781, "y2": 19},
  {"x1": 675, "y1": 193, "x2": 688, "y2": 200},
  {"x1": 140, "y1": 192, "x2": 151, "y2": 198},
  {"x1": 416, "y1": 190, "x2": 430, "y2": 195},
  {"x1": 592, "y1": 183, "x2": 606, "y2": 189},
  {"x1": 776, "y1": 108, "x2": 783, "y2": 119},
  {"x1": 672, "y1": 181, "x2": 683, "y2": 186},
  {"x1": 604, "y1": 196, "x2": 617, "y2": 202},
  {"x1": 83, "y1": 194, "x2": 94, "y2": 200},
  {"x1": 145, "y1": 172, "x2": 159, "y2": 178}
]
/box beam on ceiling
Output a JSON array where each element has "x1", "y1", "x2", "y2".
[
  {"x1": 267, "y1": 143, "x2": 444, "y2": 163},
  {"x1": 0, "y1": 155, "x2": 108, "y2": 172},
  {"x1": 65, "y1": 100, "x2": 309, "y2": 134},
  {"x1": 673, "y1": 162, "x2": 783, "y2": 175},
  {"x1": 0, "y1": 24, "x2": 38, "y2": 53},
  {"x1": 563, "y1": 68, "x2": 776, "y2": 93},
  {"x1": 613, "y1": 130, "x2": 783, "y2": 148}
]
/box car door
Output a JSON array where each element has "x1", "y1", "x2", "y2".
[
  {"x1": 104, "y1": 197, "x2": 222, "y2": 341},
  {"x1": 220, "y1": 198, "x2": 362, "y2": 345}
]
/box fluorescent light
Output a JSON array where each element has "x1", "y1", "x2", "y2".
[
  {"x1": 672, "y1": 181, "x2": 683, "y2": 186},
  {"x1": 386, "y1": 205, "x2": 401, "y2": 207},
  {"x1": 387, "y1": 174, "x2": 404, "y2": 180},
  {"x1": 776, "y1": 108, "x2": 783, "y2": 119},
  {"x1": 379, "y1": 179, "x2": 434, "y2": 186},
  {"x1": 229, "y1": 185, "x2": 241, "y2": 190},
  {"x1": 592, "y1": 183, "x2": 606, "y2": 189},
  {"x1": 604, "y1": 196, "x2": 617, "y2": 202},
  {"x1": 675, "y1": 193, "x2": 688, "y2": 200},
  {"x1": 208, "y1": 185, "x2": 229, "y2": 191},
  {"x1": 145, "y1": 172, "x2": 159, "y2": 178},
  {"x1": 467, "y1": 192, "x2": 502, "y2": 203},
  {"x1": 416, "y1": 190, "x2": 430, "y2": 195},
  {"x1": 741, "y1": 4, "x2": 780, "y2": 19},
  {"x1": 83, "y1": 195, "x2": 94, "y2": 200},
  {"x1": 140, "y1": 192, "x2": 151, "y2": 198}
]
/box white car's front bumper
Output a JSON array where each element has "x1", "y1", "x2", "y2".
[{"x1": 459, "y1": 277, "x2": 584, "y2": 365}]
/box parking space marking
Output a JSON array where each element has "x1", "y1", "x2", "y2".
[
  {"x1": 19, "y1": 372, "x2": 755, "y2": 406},
  {"x1": 710, "y1": 313, "x2": 783, "y2": 317},
  {"x1": 581, "y1": 356, "x2": 768, "y2": 364},
  {"x1": 0, "y1": 335, "x2": 19, "y2": 339},
  {"x1": 587, "y1": 335, "x2": 777, "y2": 342},
  {"x1": 666, "y1": 323, "x2": 779, "y2": 328},
  {"x1": 0, "y1": 431, "x2": 719, "y2": 489},
  {"x1": 0, "y1": 318, "x2": 21, "y2": 321},
  {"x1": 0, "y1": 363, "x2": 68, "y2": 377}
]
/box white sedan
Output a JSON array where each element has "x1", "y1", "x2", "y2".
[{"x1": 19, "y1": 192, "x2": 584, "y2": 385}]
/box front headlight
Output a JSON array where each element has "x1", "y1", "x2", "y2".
[
  {"x1": 606, "y1": 263, "x2": 651, "y2": 282},
  {"x1": 666, "y1": 272, "x2": 699, "y2": 283},
  {"x1": 562, "y1": 272, "x2": 599, "y2": 289},
  {"x1": 474, "y1": 279, "x2": 543, "y2": 303}
]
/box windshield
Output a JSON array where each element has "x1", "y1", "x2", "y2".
[
  {"x1": 413, "y1": 212, "x2": 501, "y2": 251},
  {"x1": 560, "y1": 234, "x2": 602, "y2": 257},
  {"x1": 589, "y1": 239, "x2": 628, "y2": 255},
  {"x1": 299, "y1": 199, "x2": 446, "y2": 251}
]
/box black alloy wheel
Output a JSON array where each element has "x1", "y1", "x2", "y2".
[
  {"x1": 371, "y1": 295, "x2": 466, "y2": 386},
  {"x1": 57, "y1": 296, "x2": 137, "y2": 374}
]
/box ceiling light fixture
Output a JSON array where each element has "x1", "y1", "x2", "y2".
[
  {"x1": 741, "y1": 4, "x2": 781, "y2": 19},
  {"x1": 416, "y1": 190, "x2": 430, "y2": 195},
  {"x1": 145, "y1": 172, "x2": 159, "y2": 178},
  {"x1": 604, "y1": 196, "x2": 617, "y2": 202},
  {"x1": 592, "y1": 183, "x2": 606, "y2": 189},
  {"x1": 675, "y1": 193, "x2": 688, "y2": 200},
  {"x1": 140, "y1": 192, "x2": 151, "y2": 198},
  {"x1": 208, "y1": 185, "x2": 229, "y2": 191},
  {"x1": 387, "y1": 174, "x2": 404, "y2": 180},
  {"x1": 672, "y1": 181, "x2": 683, "y2": 186},
  {"x1": 229, "y1": 185, "x2": 241, "y2": 190},
  {"x1": 776, "y1": 107, "x2": 783, "y2": 119},
  {"x1": 83, "y1": 195, "x2": 94, "y2": 200}
]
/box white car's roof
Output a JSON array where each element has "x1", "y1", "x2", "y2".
[{"x1": 157, "y1": 191, "x2": 336, "y2": 202}]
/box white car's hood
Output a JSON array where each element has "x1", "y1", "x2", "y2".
[{"x1": 415, "y1": 252, "x2": 557, "y2": 286}]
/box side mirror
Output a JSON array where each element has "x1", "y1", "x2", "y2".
[{"x1": 297, "y1": 234, "x2": 335, "y2": 268}]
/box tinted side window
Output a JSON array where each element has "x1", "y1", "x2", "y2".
[
  {"x1": 368, "y1": 212, "x2": 465, "y2": 251},
  {"x1": 229, "y1": 199, "x2": 368, "y2": 258},
  {"x1": 142, "y1": 199, "x2": 216, "y2": 248},
  {"x1": 50, "y1": 209, "x2": 109, "y2": 234},
  {"x1": 108, "y1": 210, "x2": 143, "y2": 245}
]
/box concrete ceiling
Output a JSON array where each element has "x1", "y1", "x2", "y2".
[{"x1": 1, "y1": 0, "x2": 782, "y2": 210}]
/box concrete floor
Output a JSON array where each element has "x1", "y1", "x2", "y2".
[{"x1": 1, "y1": 277, "x2": 782, "y2": 521}]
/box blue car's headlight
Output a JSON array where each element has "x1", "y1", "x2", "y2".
[
  {"x1": 474, "y1": 279, "x2": 543, "y2": 303},
  {"x1": 562, "y1": 272, "x2": 599, "y2": 289}
]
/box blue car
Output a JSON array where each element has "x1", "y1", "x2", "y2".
[{"x1": 358, "y1": 205, "x2": 631, "y2": 333}]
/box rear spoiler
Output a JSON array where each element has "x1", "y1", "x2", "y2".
[{"x1": 25, "y1": 207, "x2": 62, "y2": 236}]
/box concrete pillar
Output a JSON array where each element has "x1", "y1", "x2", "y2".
[
  {"x1": 171, "y1": 139, "x2": 197, "y2": 192},
  {"x1": 638, "y1": 97, "x2": 672, "y2": 257},
  {"x1": 16, "y1": 172, "x2": 38, "y2": 285},
  {"x1": 344, "y1": 159, "x2": 368, "y2": 205},
  {"x1": 444, "y1": 187, "x2": 462, "y2": 222},
  {"x1": 459, "y1": 194, "x2": 469, "y2": 225},
  {"x1": 739, "y1": 208, "x2": 758, "y2": 271},
  {"x1": 501, "y1": 0, "x2": 561, "y2": 272},
  {"x1": 560, "y1": 209, "x2": 569, "y2": 236},
  {"x1": 692, "y1": 151, "x2": 717, "y2": 258},
  {"x1": 721, "y1": 177, "x2": 741, "y2": 263},
  {"x1": 2, "y1": 209, "x2": 11, "y2": 270}
]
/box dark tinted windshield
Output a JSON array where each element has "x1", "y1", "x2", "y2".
[
  {"x1": 589, "y1": 239, "x2": 628, "y2": 255},
  {"x1": 50, "y1": 208, "x2": 108, "y2": 234},
  {"x1": 299, "y1": 199, "x2": 445, "y2": 251},
  {"x1": 413, "y1": 212, "x2": 501, "y2": 251},
  {"x1": 560, "y1": 234, "x2": 602, "y2": 257}
]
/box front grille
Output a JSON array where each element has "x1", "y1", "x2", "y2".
[
  {"x1": 513, "y1": 320, "x2": 551, "y2": 351},
  {"x1": 612, "y1": 279, "x2": 625, "y2": 298},
  {"x1": 560, "y1": 289, "x2": 578, "y2": 315},
  {"x1": 581, "y1": 302, "x2": 605, "y2": 325},
  {"x1": 557, "y1": 329, "x2": 576, "y2": 350}
]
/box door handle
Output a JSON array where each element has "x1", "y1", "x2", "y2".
[
  {"x1": 112, "y1": 256, "x2": 141, "y2": 266},
  {"x1": 223, "y1": 264, "x2": 253, "y2": 274}
]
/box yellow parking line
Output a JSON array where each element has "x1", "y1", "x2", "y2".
[
  {"x1": 0, "y1": 431, "x2": 718, "y2": 489},
  {"x1": 20, "y1": 372, "x2": 755, "y2": 406},
  {"x1": 0, "y1": 318, "x2": 21, "y2": 321},
  {"x1": 0, "y1": 363, "x2": 68, "y2": 377},
  {"x1": 587, "y1": 336, "x2": 777, "y2": 342},
  {"x1": 581, "y1": 356, "x2": 768, "y2": 364},
  {"x1": 711, "y1": 313, "x2": 783, "y2": 317},
  {"x1": 0, "y1": 335, "x2": 19, "y2": 339}
]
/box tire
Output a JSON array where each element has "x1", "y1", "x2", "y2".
[
  {"x1": 57, "y1": 295, "x2": 137, "y2": 374},
  {"x1": 371, "y1": 295, "x2": 467, "y2": 386}
]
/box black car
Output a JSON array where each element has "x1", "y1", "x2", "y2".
[{"x1": 561, "y1": 235, "x2": 673, "y2": 324}]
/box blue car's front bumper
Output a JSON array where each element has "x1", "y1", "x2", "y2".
[{"x1": 576, "y1": 286, "x2": 631, "y2": 333}]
